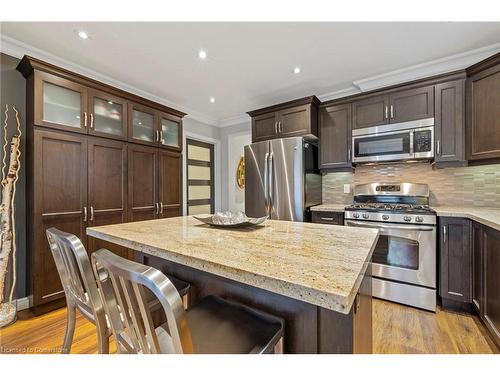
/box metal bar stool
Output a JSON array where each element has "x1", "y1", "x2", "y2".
[
  {"x1": 91, "y1": 248, "x2": 285, "y2": 354},
  {"x1": 45, "y1": 228, "x2": 192, "y2": 353}
]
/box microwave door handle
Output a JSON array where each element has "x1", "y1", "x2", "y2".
[{"x1": 345, "y1": 220, "x2": 435, "y2": 231}]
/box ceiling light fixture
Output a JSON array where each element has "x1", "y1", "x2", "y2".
[
  {"x1": 293, "y1": 67, "x2": 301, "y2": 74},
  {"x1": 198, "y1": 50, "x2": 207, "y2": 60},
  {"x1": 77, "y1": 30, "x2": 89, "y2": 40},
  {"x1": 209, "y1": 97, "x2": 215, "y2": 103}
]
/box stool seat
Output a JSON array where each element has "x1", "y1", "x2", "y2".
[{"x1": 186, "y1": 295, "x2": 284, "y2": 354}]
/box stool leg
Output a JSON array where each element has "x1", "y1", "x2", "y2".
[
  {"x1": 182, "y1": 294, "x2": 189, "y2": 310},
  {"x1": 274, "y1": 337, "x2": 284, "y2": 354},
  {"x1": 62, "y1": 303, "x2": 76, "y2": 354}
]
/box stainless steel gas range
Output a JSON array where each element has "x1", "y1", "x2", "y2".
[{"x1": 344, "y1": 182, "x2": 437, "y2": 311}]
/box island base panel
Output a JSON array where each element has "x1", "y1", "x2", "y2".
[{"x1": 138, "y1": 253, "x2": 373, "y2": 354}]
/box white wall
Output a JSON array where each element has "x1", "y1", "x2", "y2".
[
  {"x1": 219, "y1": 121, "x2": 252, "y2": 211},
  {"x1": 227, "y1": 131, "x2": 252, "y2": 212}
]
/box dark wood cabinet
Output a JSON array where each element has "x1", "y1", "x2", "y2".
[
  {"x1": 483, "y1": 226, "x2": 500, "y2": 347},
  {"x1": 33, "y1": 70, "x2": 89, "y2": 134},
  {"x1": 31, "y1": 129, "x2": 88, "y2": 307},
  {"x1": 352, "y1": 95, "x2": 389, "y2": 129},
  {"x1": 88, "y1": 89, "x2": 128, "y2": 141},
  {"x1": 311, "y1": 211, "x2": 344, "y2": 225},
  {"x1": 20, "y1": 56, "x2": 185, "y2": 314},
  {"x1": 248, "y1": 96, "x2": 319, "y2": 142},
  {"x1": 127, "y1": 144, "x2": 158, "y2": 222},
  {"x1": 87, "y1": 138, "x2": 129, "y2": 258},
  {"x1": 319, "y1": 103, "x2": 352, "y2": 170},
  {"x1": 158, "y1": 150, "x2": 182, "y2": 218},
  {"x1": 466, "y1": 53, "x2": 500, "y2": 162},
  {"x1": 389, "y1": 86, "x2": 434, "y2": 124},
  {"x1": 278, "y1": 104, "x2": 317, "y2": 138},
  {"x1": 439, "y1": 217, "x2": 471, "y2": 303},
  {"x1": 472, "y1": 222, "x2": 484, "y2": 313},
  {"x1": 434, "y1": 79, "x2": 465, "y2": 165},
  {"x1": 440, "y1": 218, "x2": 500, "y2": 347}
]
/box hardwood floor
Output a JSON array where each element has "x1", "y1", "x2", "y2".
[{"x1": 0, "y1": 298, "x2": 497, "y2": 354}]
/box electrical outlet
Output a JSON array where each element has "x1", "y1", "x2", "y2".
[{"x1": 343, "y1": 184, "x2": 350, "y2": 194}]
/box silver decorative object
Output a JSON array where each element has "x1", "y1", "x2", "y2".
[{"x1": 194, "y1": 211, "x2": 267, "y2": 228}]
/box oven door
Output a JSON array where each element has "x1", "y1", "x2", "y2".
[
  {"x1": 352, "y1": 129, "x2": 413, "y2": 163},
  {"x1": 345, "y1": 220, "x2": 436, "y2": 288}
]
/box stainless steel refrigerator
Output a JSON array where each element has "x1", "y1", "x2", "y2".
[{"x1": 244, "y1": 137, "x2": 321, "y2": 221}]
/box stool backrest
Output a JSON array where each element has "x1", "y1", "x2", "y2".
[
  {"x1": 45, "y1": 228, "x2": 104, "y2": 319},
  {"x1": 91, "y1": 249, "x2": 193, "y2": 354}
]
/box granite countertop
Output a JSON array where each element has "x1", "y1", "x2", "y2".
[
  {"x1": 310, "y1": 204, "x2": 500, "y2": 231},
  {"x1": 310, "y1": 204, "x2": 347, "y2": 212},
  {"x1": 87, "y1": 216, "x2": 379, "y2": 314}
]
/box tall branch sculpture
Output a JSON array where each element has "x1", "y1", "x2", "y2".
[{"x1": 0, "y1": 104, "x2": 22, "y2": 326}]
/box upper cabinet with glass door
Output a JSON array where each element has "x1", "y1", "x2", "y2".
[
  {"x1": 128, "y1": 102, "x2": 157, "y2": 146},
  {"x1": 88, "y1": 90, "x2": 127, "y2": 140},
  {"x1": 35, "y1": 71, "x2": 88, "y2": 134},
  {"x1": 158, "y1": 111, "x2": 182, "y2": 151}
]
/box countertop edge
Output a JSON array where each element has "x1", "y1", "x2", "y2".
[{"x1": 86, "y1": 226, "x2": 377, "y2": 314}]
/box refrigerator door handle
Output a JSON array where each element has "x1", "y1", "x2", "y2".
[
  {"x1": 268, "y1": 152, "x2": 274, "y2": 216},
  {"x1": 264, "y1": 152, "x2": 269, "y2": 214}
]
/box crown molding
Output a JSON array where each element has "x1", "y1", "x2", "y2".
[
  {"x1": 352, "y1": 42, "x2": 500, "y2": 92},
  {"x1": 0, "y1": 35, "x2": 218, "y2": 126},
  {"x1": 217, "y1": 114, "x2": 251, "y2": 127},
  {"x1": 317, "y1": 86, "x2": 361, "y2": 102}
]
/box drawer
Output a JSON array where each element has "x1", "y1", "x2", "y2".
[{"x1": 312, "y1": 211, "x2": 344, "y2": 225}]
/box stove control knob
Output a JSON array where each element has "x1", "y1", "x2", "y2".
[
  {"x1": 382, "y1": 215, "x2": 389, "y2": 220},
  {"x1": 362, "y1": 213, "x2": 369, "y2": 219},
  {"x1": 353, "y1": 212, "x2": 360, "y2": 219},
  {"x1": 404, "y1": 216, "x2": 412, "y2": 222},
  {"x1": 415, "y1": 216, "x2": 424, "y2": 223}
]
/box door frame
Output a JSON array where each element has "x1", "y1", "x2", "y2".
[{"x1": 183, "y1": 131, "x2": 221, "y2": 215}]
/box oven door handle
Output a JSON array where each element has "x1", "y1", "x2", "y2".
[{"x1": 345, "y1": 220, "x2": 435, "y2": 232}]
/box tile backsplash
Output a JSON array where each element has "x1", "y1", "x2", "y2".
[{"x1": 322, "y1": 162, "x2": 500, "y2": 208}]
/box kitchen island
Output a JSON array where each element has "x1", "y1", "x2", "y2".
[{"x1": 87, "y1": 216, "x2": 379, "y2": 353}]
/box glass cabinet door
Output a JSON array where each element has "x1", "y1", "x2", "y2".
[
  {"x1": 89, "y1": 90, "x2": 126, "y2": 139},
  {"x1": 37, "y1": 72, "x2": 87, "y2": 133},
  {"x1": 129, "y1": 103, "x2": 156, "y2": 144},
  {"x1": 159, "y1": 112, "x2": 182, "y2": 150}
]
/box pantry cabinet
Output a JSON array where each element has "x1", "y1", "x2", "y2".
[{"x1": 19, "y1": 55, "x2": 185, "y2": 314}]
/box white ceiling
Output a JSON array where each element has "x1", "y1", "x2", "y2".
[{"x1": 1, "y1": 22, "x2": 500, "y2": 125}]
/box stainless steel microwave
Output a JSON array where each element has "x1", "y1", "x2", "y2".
[{"x1": 352, "y1": 118, "x2": 434, "y2": 164}]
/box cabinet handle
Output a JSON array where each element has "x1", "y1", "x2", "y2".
[
  {"x1": 385, "y1": 106, "x2": 388, "y2": 119},
  {"x1": 83, "y1": 206, "x2": 87, "y2": 222},
  {"x1": 390, "y1": 105, "x2": 394, "y2": 119},
  {"x1": 348, "y1": 147, "x2": 351, "y2": 162},
  {"x1": 160, "y1": 202, "x2": 163, "y2": 214},
  {"x1": 155, "y1": 203, "x2": 159, "y2": 215},
  {"x1": 278, "y1": 121, "x2": 282, "y2": 133},
  {"x1": 274, "y1": 122, "x2": 278, "y2": 134},
  {"x1": 320, "y1": 217, "x2": 334, "y2": 221},
  {"x1": 159, "y1": 131, "x2": 164, "y2": 145},
  {"x1": 443, "y1": 225, "x2": 447, "y2": 243},
  {"x1": 83, "y1": 112, "x2": 88, "y2": 128},
  {"x1": 90, "y1": 206, "x2": 95, "y2": 221},
  {"x1": 436, "y1": 140, "x2": 440, "y2": 155},
  {"x1": 90, "y1": 113, "x2": 94, "y2": 129}
]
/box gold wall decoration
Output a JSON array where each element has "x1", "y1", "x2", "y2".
[{"x1": 236, "y1": 156, "x2": 245, "y2": 189}]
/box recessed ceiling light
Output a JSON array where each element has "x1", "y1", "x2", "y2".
[
  {"x1": 209, "y1": 97, "x2": 215, "y2": 103},
  {"x1": 108, "y1": 101, "x2": 113, "y2": 105},
  {"x1": 138, "y1": 121, "x2": 142, "y2": 125},
  {"x1": 293, "y1": 67, "x2": 301, "y2": 74},
  {"x1": 77, "y1": 30, "x2": 89, "y2": 40},
  {"x1": 198, "y1": 50, "x2": 207, "y2": 60}
]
